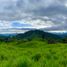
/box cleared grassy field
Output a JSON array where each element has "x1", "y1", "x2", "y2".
[{"x1": 0, "y1": 41, "x2": 67, "y2": 67}]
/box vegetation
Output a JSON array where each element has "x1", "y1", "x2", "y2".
[
  {"x1": 0, "y1": 40, "x2": 67, "y2": 67},
  {"x1": 0, "y1": 30, "x2": 66, "y2": 67}
]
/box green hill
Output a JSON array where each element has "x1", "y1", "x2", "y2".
[
  {"x1": 0, "y1": 30, "x2": 65, "y2": 43},
  {"x1": 0, "y1": 38, "x2": 66, "y2": 67},
  {"x1": 13, "y1": 30, "x2": 62, "y2": 43},
  {"x1": 16, "y1": 30, "x2": 60, "y2": 38},
  {"x1": 0, "y1": 30, "x2": 66, "y2": 67}
]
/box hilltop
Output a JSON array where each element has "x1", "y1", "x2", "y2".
[{"x1": 0, "y1": 30, "x2": 66, "y2": 43}]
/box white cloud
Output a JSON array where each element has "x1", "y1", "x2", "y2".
[
  {"x1": 64, "y1": 3, "x2": 67, "y2": 7},
  {"x1": 0, "y1": 21, "x2": 12, "y2": 29}
]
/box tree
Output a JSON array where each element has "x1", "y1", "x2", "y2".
[
  {"x1": 62, "y1": 37, "x2": 67, "y2": 43},
  {"x1": 47, "y1": 38, "x2": 57, "y2": 44}
]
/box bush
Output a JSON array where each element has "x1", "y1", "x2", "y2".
[
  {"x1": 32, "y1": 53, "x2": 41, "y2": 61},
  {"x1": 47, "y1": 39, "x2": 57, "y2": 44},
  {"x1": 62, "y1": 38, "x2": 67, "y2": 43}
]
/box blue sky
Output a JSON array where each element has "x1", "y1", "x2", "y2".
[{"x1": 0, "y1": 0, "x2": 67, "y2": 33}]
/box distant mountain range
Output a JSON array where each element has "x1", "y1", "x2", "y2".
[
  {"x1": 0, "y1": 30, "x2": 67, "y2": 42},
  {"x1": 49, "y1": 31, "x2": 67, "y2": 38},
  {"x1": 0, "y1": 29, "x2": 67, "y2": 38},
  {"x1": 11, "y1": 30, "x2": 63, "y2": 43}
]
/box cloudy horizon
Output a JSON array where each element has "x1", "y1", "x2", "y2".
[{"x1": 0, "y1": 0, "x2": 67, "y2": 33}]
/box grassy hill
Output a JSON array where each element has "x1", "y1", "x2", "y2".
[
  {"x1": 0, "y1": 30, "x2": 66, "y2": 67},
  {"x1": 0, "y1": 40, "x2": 67, "y2": 67}
]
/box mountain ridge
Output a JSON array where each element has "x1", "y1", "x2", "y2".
[{"x1": 14, "y1": 30, "x2": 62, "y2": 41}]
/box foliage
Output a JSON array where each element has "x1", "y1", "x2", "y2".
[{"x1": 0, "y1": 40, "x2": 66, "y2": 67}]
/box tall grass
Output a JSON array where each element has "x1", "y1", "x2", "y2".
[{"x1": 0, "y1": 40, "x2": 66, "y2": 67}]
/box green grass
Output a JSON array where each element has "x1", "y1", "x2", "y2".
[{"x1": 0, "y1": 40, "x2": 67, "y2": 67}]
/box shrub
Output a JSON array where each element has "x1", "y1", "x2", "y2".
[
  {"x1": 47, "y1": 39, "x2": 57, "y2": 44},
  {"x1": 32, "y1": 53, "x2": 41, "y2": 61},
  {"x1": 62, "y1": 37, "x2": 67, "y2": 43}
]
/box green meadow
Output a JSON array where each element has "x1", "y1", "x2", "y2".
[{"x1": 0, "y1": 40, "x2": 67, "y2": 67}]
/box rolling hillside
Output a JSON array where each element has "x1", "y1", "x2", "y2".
[
  {"x1": 0, "y1": 30, "x2": 66, "y2": 43},
  {"x1": 15, "y1": 30, "x2": 61, "y2": 39}
]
